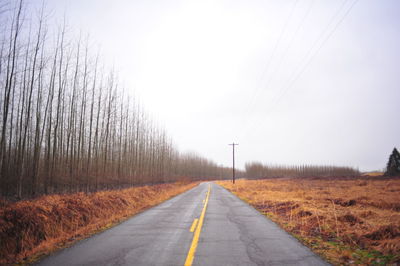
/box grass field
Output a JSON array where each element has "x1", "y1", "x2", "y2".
[
  {"x1": 218, "y1": 178, "x2": 400, "y2": 265},
  {"x1": 361, "y1": 172, "x2": 385, "y2": 177},
  {"x1": 0, "y1": 182, "x2": 197, "y2": 264}
]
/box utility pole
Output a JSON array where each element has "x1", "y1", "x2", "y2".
[{"x1": 229, "y1": 143, "x2": 238, "y2": 184}]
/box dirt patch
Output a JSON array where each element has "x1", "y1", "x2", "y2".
[
  {"x1": 328, "y1": 198, "x2": 357, "y2": 207},
  {"x1": 298, "y1": 210, "x2": 313, "y2": 217},
  {"x1": 338, "y1": 213, "x2": 362, "y2": 225},
  {"x1": 364, "y1": 225, "x2": 400, "y2": 240}
]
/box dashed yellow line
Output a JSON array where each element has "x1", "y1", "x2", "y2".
[
  {"x1": 190, "y1": 218, "x2": 199, "y2": 232},
  {"x1": 184, "y1": 184, "x2": 211, "y2": 266}
]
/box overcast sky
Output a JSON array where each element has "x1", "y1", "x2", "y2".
[{"x1": 31, "y1": 0, "x2": 399, "y2": 171}]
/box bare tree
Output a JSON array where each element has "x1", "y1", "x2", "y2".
[{"x1": 0, "y1": 1, "x2": 231, "y2": 199}]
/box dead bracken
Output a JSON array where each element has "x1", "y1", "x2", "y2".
[
  {"x1": 218, "y1": 178, "x2": 400, "y2": 265},
  {"x1": 0, "y1": 182, "x2": 197, "y2": 265}
]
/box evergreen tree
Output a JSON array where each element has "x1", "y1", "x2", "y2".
[{"x1": 385, "y1": 148, "x2": 400, "y2": 176}]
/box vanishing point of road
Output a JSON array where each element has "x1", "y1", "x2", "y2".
[{"x1": 37, "y1": 182, "x2": 329, "y2": 266}]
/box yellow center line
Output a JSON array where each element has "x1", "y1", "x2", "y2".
[
  {"x1": 184, "y1": 184, "x2": 211, "y2": 266},
  {"x1": 189, "y1": 218, "x2": 199, "y2": 232}
]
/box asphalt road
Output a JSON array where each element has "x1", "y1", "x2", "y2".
[{"x1": 36, "y1": 182, "x2": 329, "y2": 266}]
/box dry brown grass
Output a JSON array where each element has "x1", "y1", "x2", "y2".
[
  {"x1": 362, "y1": 172, "x2": 384, "y2": 177},
  {"x1": 218, "y1": 178, "x2": 400, "y2": 265},
  {"x1": 0, "y1": 182, "x2": 197, "y2": 264}
]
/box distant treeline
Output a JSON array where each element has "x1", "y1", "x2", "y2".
[
  {"x1": 0, "y1": 1, "x2": 231, "y2": 199},
  {"x1": 245, "y1": 162, "x2": 360, "y2": 179}
]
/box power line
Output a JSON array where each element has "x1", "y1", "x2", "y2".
[
  {"x1": 238, "y1": 0, "x2": 299, "y2": 136},
  {"x1": 273, "y1": 0, "x2": 315, "y2": 75},
  {"x1": 240, "y1": 0, "x2": 358, "y2": 139},
  {"x1": 267, "y1": 0, "x2": 359, "y2": 115},
  {"x1": 240, "y1": 0, "x2": 314, "y2": 139}
]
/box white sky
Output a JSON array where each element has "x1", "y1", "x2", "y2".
[{"x1": 32, "y1": 0, "x2": 399, "y2": 171}]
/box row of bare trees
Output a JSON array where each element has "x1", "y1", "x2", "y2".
[
  {"x1": 245, "y1": 162, "x2": 360, "y2": 179},
  {"x1": 0, "y1": 1, "x2": 231, "y2": 199}
]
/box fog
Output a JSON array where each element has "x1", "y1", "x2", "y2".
[{"x1": 34, "y1": 0, "x2": 400, "y2": 171}]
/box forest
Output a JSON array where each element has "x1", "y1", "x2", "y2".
[
  {"x1": 0, "y1": 1, "x2": 232, "y2": 199},
  {"x1": 245, "y1": 162, "x2": 359, "y2": 179},
  {"x1": 0, "y1": 1, "x2": 364, "y2": 200}
]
